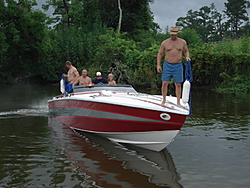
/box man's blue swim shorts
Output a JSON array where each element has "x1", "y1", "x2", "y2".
[{"x1": 162, "y1": 61, "x2": 183, "y2": 83}]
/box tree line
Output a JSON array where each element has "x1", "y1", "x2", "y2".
[
  {"x1": 0, "y1": 0, "x2": 249, "y2": 93},
  {"x1": 0, "y1": 0, "x2": 159, "y2": 82},
  {"x1": 176, "y1": 0, "x2": 250, "y2": 43}
]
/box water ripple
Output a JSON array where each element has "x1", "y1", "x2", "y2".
[{"x1": 0, "y1": 108, "x2": 49, "y2": 118}]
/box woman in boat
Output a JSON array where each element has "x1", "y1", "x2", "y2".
[{"x1": 108, "y1": 74, "x2": 116, "y2": 85}]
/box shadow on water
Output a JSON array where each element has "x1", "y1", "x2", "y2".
[
  {"x1": 47, "y1": 117, "x2": 183, "y2": 188},
  {"x1": 50, "y1": 118, "x2": 182, "y2": 188}
]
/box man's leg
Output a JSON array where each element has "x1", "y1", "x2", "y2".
[
  {"x1": 175, "y1": 83, "x2": 182, "y2": 105},
  {"x1": 173, "y1": 63, "x2": 183, "y2": 105},
  {"x1": 161, "y1": 81, "x2": 169, "y2": 106}
]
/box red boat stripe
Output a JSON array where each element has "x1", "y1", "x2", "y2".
[
  {"x1": 49, "y1": 105, "x2": 168, "y2": 122},
  {"x1": 49, "y1": 100, "x2": 183, "y2": 122},
  {"x1": 55, "y1": 116, "x2": 182, "y2": 132},
  {"x1": 49, "y1": 99, "x2": 187, "y2": 125},
  {"x1": 56, "y1": 115, "x2": 182, "y2": 126},
  {"x1": 50, "y1": 107, "x2": 176, "y2": 124}
]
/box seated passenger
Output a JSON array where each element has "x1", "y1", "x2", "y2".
[
  {"x1": 108, "y1": 74, "x2": 116, "y2": 85},
  {"x1": 93, "y1": 72, "x2": 108, "y2": 84},
  {"x1": 72, "y1": 69, "x2": 92, "y2": 87}
]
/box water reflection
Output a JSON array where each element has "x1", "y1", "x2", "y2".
[
  {"x1": 48, "y1": 117, "x2": 183, "y2": 188},
  {"x1": 0, "y1": 116, "x2": 53, "y2": 188},
  {"x1": 182, "y1": 87, "x2": 250, "y2": 142},
  {"x1": 183, "y1": 117, "x2": 250, "y2": 142}
]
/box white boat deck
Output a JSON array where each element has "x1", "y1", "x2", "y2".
[{"x1": 54, "y1": 90, "x2": 189, "y2": 115}]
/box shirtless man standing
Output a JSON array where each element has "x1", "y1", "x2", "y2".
[
  {"x1": 157, "y1": 26, "x2": 191, "y2": 106},
  {"x1": 72, "y1": 69, "x2": 92, "y2": 87},
  {"x1": 63, "y1": 61, "x2": 79, "y2": 92}
]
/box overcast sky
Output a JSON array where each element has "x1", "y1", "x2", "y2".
[
  {"x1": 150, "y1": 0, "x2": 226, "y2": 31},
  {"x1": 35, "y1": 0, "x2": 234, "y2": 31}
]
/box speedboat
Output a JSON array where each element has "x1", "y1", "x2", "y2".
[{"x1": 48, "y1": 84, "x2": 189, "y2": 151}]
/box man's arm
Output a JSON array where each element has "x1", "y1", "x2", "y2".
[
  {"x1": 157, "y1": 42, "x2": 165, "y2": 73},
  {"x1": 75, "y1": 70, "x2": 80, "y2": 77},
  {"x1": 93, "y1": 79, "x2": 97, "y2": 84},
  {"x1": 183, "y1": 41, "x2": 191, "y2": 61},
  {"x1": 72, "y1": 77, "x2": 79, "y2": 87},
  {"x1": 88, "y1": 77, "x2": 92, "y2": 84},
  {"x1": 70, "y1": 70, "x2": 80, "y2": 84}
]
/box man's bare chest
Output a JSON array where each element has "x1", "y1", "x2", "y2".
[
  {"x1": 68, "y1": 69, "x2": 74, "y2": 75},
  {"x1": 165, "y1": 42, "x2": 183, "y2": 51},
  {"x1": 79, "y1": 77, "x2": 89, "y2": 83}
]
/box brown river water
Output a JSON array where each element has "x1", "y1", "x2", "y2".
[{"x1": 0, "y1": 84, "x2": 249, "y2": 188}]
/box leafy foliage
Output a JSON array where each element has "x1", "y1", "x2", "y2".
[
  {"x1": 224, "y1": 0, "x2": 250, "y2": 38},
  {"x1": 176, "y1": 1, "x2": 250, "y2": 42},
  {"x1": 1, "y1": 0, "x2": 250, "y2": 94},
  {"x1": 191, "y1": 43, "x2": 250, "y2": 93},
  {"x1": 0, "y1": 0, "x2": 50, "y2": 81}
]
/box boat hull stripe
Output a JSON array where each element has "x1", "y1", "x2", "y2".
[
  {"x1": 50, "y1": 107, "x2": 177, "y2": 124},
  {"x1": 55, "y1": 116, "x2": 182, "y2": 132},
  {"x1": 48, "y1": 100, "x2": 187, "y2": 124}
]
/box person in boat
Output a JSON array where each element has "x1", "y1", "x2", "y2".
[
  {"x1": 157, "y1": 26, "x2": 191, "y2": 106},
  {"x1": 93, "y1": 72, "x2": 108, "y2": 84},
  {"x1": 63, "y1": 61, "x2": 80, "y2": 92},
  {"x1": 108, "y1": 74, "x2": 116, "y2": 85},
  {"x1": 72, "y1": 69, "x2": 92, "y2": 87}
]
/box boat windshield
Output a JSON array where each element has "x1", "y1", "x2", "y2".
[{"x1": 73, "y1": 84, "x2": 137, "y2": 93}]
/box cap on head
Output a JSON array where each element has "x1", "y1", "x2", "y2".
[
  {"x1": 168, "y1": 26, "x2": 182, "y2": 35},
  {"x1": 96, "y1": 72, "x2": 102, "y2": 76}
]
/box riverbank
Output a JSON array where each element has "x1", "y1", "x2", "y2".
[{"x1": 2, "y1": 32, "x2": 249, "y2": 93}]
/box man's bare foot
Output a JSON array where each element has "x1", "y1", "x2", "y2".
[
  {"x1": 177, "y1": 101, "x2": 183, "y2": 107},
  {"x1": 177, "y1": 100, "x2": 181, "y2": 106},
  {"x1": 161, "y1": 100, "x2": 166, "y2": 106}
]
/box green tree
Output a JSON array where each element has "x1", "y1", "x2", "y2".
[
  {"x1": 176, "y1": 9, "x2": 200, "y2": 31},
  {"x1": 0, "y1": 0, "x2": 50, "y2": 81},
  {"x1": 0, "y1": 2, "x2": 9, "y2": 66},
  {"x1": 224, "y1": 0, "x2": 250, "y2": 38},
  {"x1": 43, "y1": 0, "x2": 72, "y2": 28},
  {"x1": 240, "y1": 21, "x2": 250, "y2": 36},
  {"x1": 176, "y1": 4, "x2": 224, "y2": 43},
  {"x1": 98, "y1": 0, "x2": 158, "y2": 38},
  {"x1": 178, "y1": 29, "x2": 203, "y2": 48},
  {"x1": 43, "y1": 0, "x2": 158, "y2": 36},
  {"x1": 210, "y1": 4, "x2": 226, "y2": 41}
]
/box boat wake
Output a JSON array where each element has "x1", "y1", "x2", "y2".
[{"x1": 0, "y1": 105, "x2": 49, "y2": 119}]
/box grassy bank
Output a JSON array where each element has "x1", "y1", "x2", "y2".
[{"x1": 212, "y1": 37, "x2": 250, "y2": 54}]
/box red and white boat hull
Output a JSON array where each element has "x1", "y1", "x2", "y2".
[
  {"x1": 48, "y1": 85, "x2": 189, "y2": 151},
  {"x1": 100, "y1": 130, "x2": 179, "y2": 151}
]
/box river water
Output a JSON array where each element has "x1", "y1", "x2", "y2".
[{"x1": 0, "y1": 84, "x2": 249, "y2": 188}]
